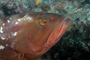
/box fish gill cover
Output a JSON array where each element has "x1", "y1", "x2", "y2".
[{"x1": 0, "y1": 0, "x2": 90, "y2": 60}]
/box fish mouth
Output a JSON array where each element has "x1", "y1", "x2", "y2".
[{"x1": 46, "y1": 18, "x2": 71, "y2": 47}]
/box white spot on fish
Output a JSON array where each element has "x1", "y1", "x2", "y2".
[
  {"x1": 0, "y1": 26, "x2": 3, "y2": 33},
  {"x1": 2, "y1": 23, "x2": 5, "y2": 26},
  {"x1": 26, "y1": 17, "x2": 32, "y2": 21},
  {"x1": 0, "y1": 45, "x2": 5, "y2": 50},
  {"x1": 12, "y1": 32, "x2": 17, "y2": 36},
  {"x1": 15, "y1": 22, "x2": 19, "y2": 25},
  {"x1": 1, "y1": 37, "x2": 5, "y2": 40},
  {"x1": 18, "y1": 15, "x2": 33, "y2": 22},
  {"x1": 6, "y1": 44, "x2": 8, "y2": 46},
  {"x1": 7, "y1": 20, "x2": 10, "y2": 23},
  {"x1": 18, "y1": 19, "x2": 21, "y2": 21}
]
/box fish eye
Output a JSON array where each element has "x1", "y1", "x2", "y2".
[{"x1": 38, "y1": 19, "x2": 47, "y2": 26}]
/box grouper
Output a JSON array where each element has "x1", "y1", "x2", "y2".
[{"x1": 0, "y1": 13, "x2": 71, "y2": 60}]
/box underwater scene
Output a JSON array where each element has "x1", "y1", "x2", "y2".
[{"x1": 0, "y1": 0, "x2": 90, "y2": 60}]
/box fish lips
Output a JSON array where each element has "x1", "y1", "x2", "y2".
[{"x1": 45, "y1": 18, "x2": 71, "y2": 48}]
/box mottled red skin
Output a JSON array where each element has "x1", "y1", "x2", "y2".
[{"x1": 0, "y1": 13, "x2": 71, "y2": 60}]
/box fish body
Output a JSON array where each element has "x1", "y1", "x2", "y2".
[{"x1": 0, "y1": 13, "x2": 71, "y2": 60}]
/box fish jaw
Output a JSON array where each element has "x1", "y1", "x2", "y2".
[{"x1": 46, "y1": 18, "x2": 71, "y2": 47}]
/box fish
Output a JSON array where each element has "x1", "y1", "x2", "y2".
[
  {"x1": 35, "y1": 0, "x2": 42, "y2": 5},
  {"x1": 0, "y1": 12, "x2": 71, "y2": 60}
]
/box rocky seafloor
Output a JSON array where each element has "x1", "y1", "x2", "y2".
[{"x1": 0, "y1": 0, "x2": 90, "y2": 60}]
